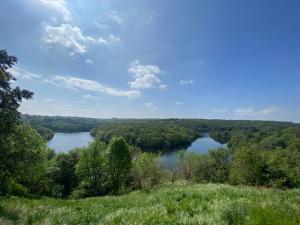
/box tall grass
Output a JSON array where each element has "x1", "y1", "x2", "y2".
[{"x1": 1, "y1": 183, "x2": 300, "y2": 225}]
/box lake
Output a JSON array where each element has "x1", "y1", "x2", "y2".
[
  {"x1": 47, "y1": 132, "x2": 93, "y2": 152},
  {"x1": 47, "y1": 132, "x2": 227, "y2": 168},
  {"x1": 160, "y1": 133, "x2": 227, "y2": 168}
]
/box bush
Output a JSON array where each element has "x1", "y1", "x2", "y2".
[
  {"x1": 178, "y1": 151, "x2": 201, "y2": 181},
  {"x1": 229, "y1": 147, "x2": 266, "y2": 186},
  {"x1": 131, "y1": 152, "x2": 161, "y2": 190}
]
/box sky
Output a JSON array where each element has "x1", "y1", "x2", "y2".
[{"x1": 1, "y1": 0, "x2": 299, "y2": 122}]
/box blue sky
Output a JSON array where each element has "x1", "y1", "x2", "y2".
[{"x1": 1, "y1": 0, "x2": 299, "y2": 121}]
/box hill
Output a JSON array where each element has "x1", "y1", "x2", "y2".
[{"x1": 1, "y1": 183, "x2": 300, "y2": 225}]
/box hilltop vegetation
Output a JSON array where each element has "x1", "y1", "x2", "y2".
[
  {"x1": 30, "y1": 125, "x2": 54, "y2": 141},
  {"x1": 91, "y1": 121, "x2": 198, "y2": 151},
  {"x1": 23, "y1": 114, "x2": 299, "y2": 150},
  {"x1": 1, "y1": 183, "x2": 300, "y2": 225},
  {"x1": 22, "y1": 114, "x2": 103, "y2": 133}
]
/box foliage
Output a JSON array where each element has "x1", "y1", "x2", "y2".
[
  {"x1": 0, "y1": 50, "x2": 33, "y2": 135},
  {"x1": 229, "y1": 147, "x2": 266, "y2": 185},
  {"x1": 92, "y1": 121, "x2": 198, "y2": 151},
  {"x1": 22, "y1": 114, "x2": 104, "y2": 133},
  {"x1": 201, "y1": 148, "x2": 231, "y2": 183},
  {"x1": 32, "y1": 125, "x2": 54, "y2": 141},
  {"x1": 177, "y1": 148, "x2": 230, "y2": 183},
  {"x1": 0, "y1": 124, "x2": 49, "y2": 196},
  {"x1": 227, "y1": 127, "x2": 300, "y2": 188},
  {"x1": 210, "y1": 129, "x2": 231, "y2": 144},
  {"x1": 74, "y1": 141, "x2": 107, "y2": 198},
  {"x1": 49, "y1": 149, "x2": 80, "y2": 198},
  {"x1": 0, "y1": 49, "x2": 35, "y2": 196},
  {"x1": 131, "y1": 152, "x2": 161, "y2": 189},
  {"x1": 177, "y1": 151, "x2": 201, "y2": 181},
  {"x1": 105, "y1": 137, "x2": 132, "y2": 194}
]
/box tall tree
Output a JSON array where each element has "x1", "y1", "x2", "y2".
[
  {"x1": 105, "y1": 137, "x2": 131, "y2": 194},
  {"x1": 0, "y1": 49, "x2": 33, "y2": 134},
  {"x1": 0, "y1": 49, "x2": 34, "y2": 195},
  {"x1": 75, "y1": 141, "x2": 107, "y2": 197}
]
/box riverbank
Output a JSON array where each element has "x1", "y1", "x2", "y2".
[{"x1": 1, "y1": 183, "x2": 299, "y2": 225}]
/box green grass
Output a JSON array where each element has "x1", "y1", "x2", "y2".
[{"x1": 1, "y1": 183, "x2": 300, "y2": 225}]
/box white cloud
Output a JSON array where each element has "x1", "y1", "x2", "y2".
[
  {"x1": 38, "y1": 0, "x2": 72, "y2": 21},
  {"x1": 128, "y1": 60, "x2": 162, "y2": 76},
  {"x1": 234, "y1": 107, "x2": 256, "y2": 116},
  {"x1": 8, "y1": 66, "x2": 41, "y2": 80},
  {"x1": 174, "y1": 102, "x2": 184, "y2": 105},
  {"x1": 128, "y1": 60, "x2": 166, "y2": 89},
  {"x1": 109, "y1": 11, "x2": 122, "y2": 24},
  {"x1": 159, "y1": 84, "x2": 168, "y2": 90},
  {"x1": 109, "y1": 34, "x2": 121, "y2": 43},
  {"x1": 85, "y1": 59, "x2": 93, "y2": 64},
  {"x1": 44, "y1": 75, "x2": 140, "y2": 98},
  {"x1": 82, "y1": 94, "x2": 100, "y2": 100},
  {"x1": 45, "y1": 98, "x2": 55, "y2": 102},
  {"x1": 212, "y1": 108, "x2": 228, "y2": 113},
  {"x1": 129, "y1": 74, "x2": 161, "y2": 89},
  {"x1": 234, "y1": 106, "x2": 281, "y2": 116},
  {"x1": 43, "y1": 24, "x2": 110, "y2": 54},
  {"x1": 179, "y1": 80, "x2": 194, "y2": 85},
  {"x1": 261, "y1": 107, "x2": 281, "y2": 115},
  {"x1": 94, "y1": 22, "x2": 109, "y2": 29},
  {"x1": 145, "y1": 102, "x2": 158, "y2": 111}
]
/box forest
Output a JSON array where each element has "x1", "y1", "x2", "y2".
[
  {"x1": 1, "y1": 50, "x2": 300, "y2": 224},
  {"x1": 24, "y1": 114, "x2": 299, "y2": 150}
]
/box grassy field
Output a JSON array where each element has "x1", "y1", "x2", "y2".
[{"x1": 1, "y1": 183, "x2": 300, "y2": 225}]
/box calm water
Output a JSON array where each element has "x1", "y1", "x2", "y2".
[
  {"x1": 48, "y1": 132, "x2": 226, "y2": 168},
  {"x1": 47, "y1": 132, "x2": 93, "y2": 152},
  {"x1": 160, "y1": 134, "x2": 227, "y2": 168}
]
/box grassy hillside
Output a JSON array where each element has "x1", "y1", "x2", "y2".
[{"x1": 1, "y1": 183, "x2": 300, "y2": 225}]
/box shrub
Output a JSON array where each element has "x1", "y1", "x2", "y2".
[
  {"x1": 131, "y1": 152, "x2": 161, "y2": 189},
  {"x1": 229, "y1": 147, "x2": 266, "y2": 186}
]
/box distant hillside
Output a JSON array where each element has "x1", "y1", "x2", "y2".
[
  {"x1": 21, "y1": 114, "x2": 105, "y2": 133},
  {"x1": 22, "y1": 114, "x2": 300, "y2": 146}
]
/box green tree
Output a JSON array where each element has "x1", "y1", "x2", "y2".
[
  {"x1": 105, "y1": 137, "x2": 131, "y2": 194},
  {"x1": 0, "y1": 49, "x2": 33, "y2": 134},
  {"x1": 229, "y1": 147, "x2": 265, "y2": 186},
  {"x1": 0, "y1": 50, "x2": 35, "y2": 195},
  {"x1": 74, "y1": 141, "x2": 107, "y2": 197},
  {"x1": 1, "y1": 124, "x2": 49, "y2": 196},
  {"x1": 50, "y1": 150, "x2": 80, "y2": 198},
  {"x1": 206, "y1": 148, "x2": 230, "y2": 183}
]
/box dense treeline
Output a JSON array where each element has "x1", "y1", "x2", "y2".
[
  {"x1": 173, "y1": 119, "x2": 298, "y2": 143},
  {"x1": 91, "y1": 121, "x2": 198, "y2": 151},
  {"x1": 177, "y1": 126, "x2": 300, "y2": 188},
  {"x1": 22, "y1": 114, "x2": 103, "y2": 133},
  {"x1": 32, "y1": 125, "x2": 54, "y2": 141},
  {"x1": 22, "y1": 115, "x2": 298, "y2": 145}
]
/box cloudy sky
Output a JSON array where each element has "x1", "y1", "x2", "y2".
[{"x1": 1, "y1": 0, "x2": 299, "y2": 121}]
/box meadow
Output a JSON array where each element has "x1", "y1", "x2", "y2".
[{"x1": 1, "y1": 183, "x2": 300, "y2": 225}]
